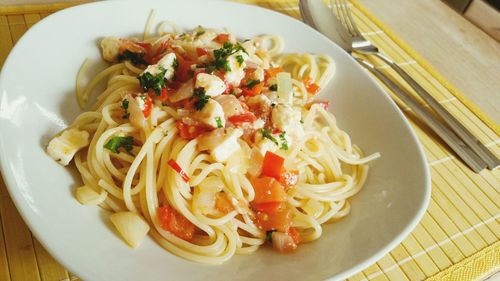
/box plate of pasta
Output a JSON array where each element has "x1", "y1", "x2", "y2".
[{"x1": 0, "y1": 0, "x2": 430, "y2": 280}]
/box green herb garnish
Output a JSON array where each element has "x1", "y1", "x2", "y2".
[
  {"x1": 235, "y1": 55, "x2": 244, "y2": 66},
  {"x1": 192, "y1": 87, "x2": 209, "y2": 111},
  {"x1": 211, "y1": 42, "x2": 247, "y2": 72},
  {"x1": 269, "y1": 84, "x2": 278, "y2": 91},
  {"x1": 245, "y1": 79, "x2": 260, "y2": 89},
  {"x1": 104, "y1": 136, "x2": 134, "y2": 153},
  {"x1": 121, "y1": 99, "x2": 129, "y2": 110},
  {"x1": 215, "y1": 117, "x2": 223, "y2": 128},
  {"x1": 266, "y1": 230, "x2": 276, "y2": 242},
  {"x1": 121, "y1": 99, "x2": 129, "y2": 119},
  {"x1": 261, "y1": 128, "x2": 279, "y2": 146},
  {"x1": 279, "y1": 132, "x2": 288, "y2": 150},
  {"x1": 117, "y1": 50, "x2": 146, "y2": 65},
  {"x1": 138, "y1": 67, "x2": 167, "y2": 96}
]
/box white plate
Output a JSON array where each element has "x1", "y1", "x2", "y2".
[{"x1": 0, "y1": 0, "x2": 430, "y2": 280}]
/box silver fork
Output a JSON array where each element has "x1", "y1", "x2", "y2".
[{"x1": 331, "y1": 0, "x2": 499, "y2": 171}]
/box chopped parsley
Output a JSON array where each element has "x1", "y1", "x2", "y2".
[
  {"x1": 215, "y1": 117, "x2": 223, "y2": 128},
  {"x1": 261, "y1": 128, "x2": 279, "y2": 146},
  {"x1": 269, "y1": 84, "x2": 278, "y2": 91},
  {"x1": 104, "y1": 136, "x2": 134, "y2": 153},
  {"x1": 211, "y1": 42, "x2": 247, "y2": 72},
  {"x1": 121, "y1": 99, "x2": 129, "y2": 119},
  {"x1": 172, "y1": 58, "x2": 179, "y2": 69},
  {"x1": 117, "y1": 50, "x2": 146, "y2": 65},
  {"x1": 279, "y1": 132, "x2": 289, "y2": 150},
  {"x1": 235, "y1": 55, "x2": 244, "y2": 66},
  {"x1": 121, "y1": 99, "x2": 129, "y2": 110},
  {"x1": 138, "y1": 68, "x2": 167, "y2": 96},
  {"x1": 192, "y1": 87, "x2": 209, "y2": 111},
  {"x1": 266, "y1": 230, "x2": 276, "y2": 242},
  {"x1": 245, "y1": 79, "x2": 260, "y2": 89},
  {"x1": 194, "y1": 26, "x2": 205, "y2": 36}
]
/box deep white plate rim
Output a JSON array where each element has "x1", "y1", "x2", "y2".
[{"x1": 0, "y1": 0, "x2": 431, "y2": 280}]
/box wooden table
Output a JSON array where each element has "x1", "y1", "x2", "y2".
[{"x1": 358, "y1": 0, "x2": 500, "y2": 125}]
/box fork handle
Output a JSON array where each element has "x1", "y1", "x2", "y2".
[
  {"x1": 374, "y1": 52, "x2": 499, "y2": 170},
  {"x1": 356, "y1": 58, "x2": 487, "y2": 173}
]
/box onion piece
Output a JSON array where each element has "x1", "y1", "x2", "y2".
[
  {"x1": 277, "y1": 72, "x2": 293, "y2": 104},
  {"x1": 271, "y1": 231, "x2": 297, "y2": 252},
  {"x1": 169, "y1": 79, "x2": 194, "y2": 102},
  {"x1": 110, "y1": 212, "x2": 150, "y2": 248},
  {"x1": 197, "y1": 128, "x2": 225, "y2": 151},
  {"x1": 213, "y1": 95, "x2": 244, "y2": 117}
]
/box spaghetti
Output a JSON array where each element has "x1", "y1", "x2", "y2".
[{"x1": 46, "y1": 21, "x2": 379, "y2": 264}]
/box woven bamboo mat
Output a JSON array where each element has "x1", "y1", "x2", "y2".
[{"x1": 0, "y1": 1, "x2": 499, "y2": 281}]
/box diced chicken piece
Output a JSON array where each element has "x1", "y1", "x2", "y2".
[
  {"x1": 213, "y1": 95, "x2": 244, "y2": 117},
  {"x1": 100, "y1": 37, "x2": 121, "y2": 62},
  {"x1": 252, "y1": 119, "x2": 265, "y2": 130},
  {"x1": 193, "y1": 177, "x2": 224, "y2": 215},
  {"x1": 100, "y1": 37, "x2": 147, "y2": 62},
  {"x1": 142, "y1": 53, "x2": 177, "y2": 80},
  {"x1": 225, "y1": 50, "x2": 248, "y2": 86},
  {"x1": 271, "y1": 103, "x2": 303, "y2": 137},
  {"x1": 47, "y1": 129, "x2": 90, "y2": 166},
  {"x1": 193, "y1": 99, "x2": 226, "y2": 128},
  {"x1": 210, "y1": 128, "x2": 243, "y2": 162},
  {"x1": 247, "y1": 94, "x2": 272, "y2": 109},
  {"x1": 124, "y1": 94, "x2": 147, "y2": 128},
  {"x1": 241, "y1": 40, "x2": 257, "y2": 57},
  {"x1": 257, "y1": 138, "x2": 278, "y2": 156},
  {"x1": 251, "y1": 67, "x2": 265, "y2": 81},
  {"x1": 195, "y1": 73, "x2": 226, "y2": 97}
]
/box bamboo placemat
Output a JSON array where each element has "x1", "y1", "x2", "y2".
[{"x1": 0, "y1": 1, "x2": 499, "y2": 281}]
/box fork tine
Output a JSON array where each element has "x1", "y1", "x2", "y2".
[
  {"x1": 341, "y1": 0, "x2": 362, "y2": 37},
  {"x1": 331, "y1": 0, "x2": 353, "y2": 36},
  {"x1": 338, "y1": 0, "x2": 358, "y2": 37}
]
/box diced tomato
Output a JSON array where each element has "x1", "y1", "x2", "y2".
[
  {"x1": 168, "y1": 159, "x2": 190, "y2": 183},
  {"x1": 227, "y1": 112, "x2": 257, "y2": 125},
  {"x1": 176, "y1": 120, "x2": 207, "y2": 140},
  {"x1": 145, "y1": 40, "x2": 169, "y2": 64},
  {"x1": 261, "y1": 151, "x2": 285, "y2": 180},
  {"x1": 158, "y1": 87, "x2": 169, "y2": 102},
  {"x1": 239, "y1": 101, "x2": 250, "y2": 111},
  {"x1": 251, "y1": 176, "x2": 287, "y2": 205},
  {"x1": 315, "y1": 100, "x2": 330, "y2": 110},
  {"x1": 288, "y1": 227, "x2": 301, "y2": 245},
  {"x1": 215, "y1": 192, "x2": 233, "y2": 213},
  {"x1": 279, "y1": 170, "x2": 299, "y2": 188},
  {"x1": 264, "y1": 67, "x2": 284, "y2": 80},
  {"x1": 252, "y1": 202, "x2": 282, "y2": 214},
  {"x1": 223, "y1": 83, "x2": 234, "y2": 95},
  {"x1": 142, "y1": 95, "x2": 153, "y2": 118},
  {"x1": 137, "y1": 42, "x2": 152, "y2": 52},
  {"x1": 157, "y1": 205, "x2": 196, "y2": 241},
  {"x1": 215, "y1": 33, "x2": 230, "y2": 44},
  {"x1": 241, "y1": 81, "x2": 264, "y2": 97},
  {"x1": 196, "y1": 47, "x2": 209, "y2": 56},
  {"x1": 303, "y1": 76, "x2": 320, "y2": 94},
  {"x1": 175, "y1": 54, "x2": 195, "y2": 82},
  {"x1": 254, "y1": 202, "x2": 292, "y2": 232}
]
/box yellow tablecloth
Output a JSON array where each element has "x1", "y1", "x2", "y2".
[{"x1": 0, "y1": 1, "x2": 498, "y2": 280}]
